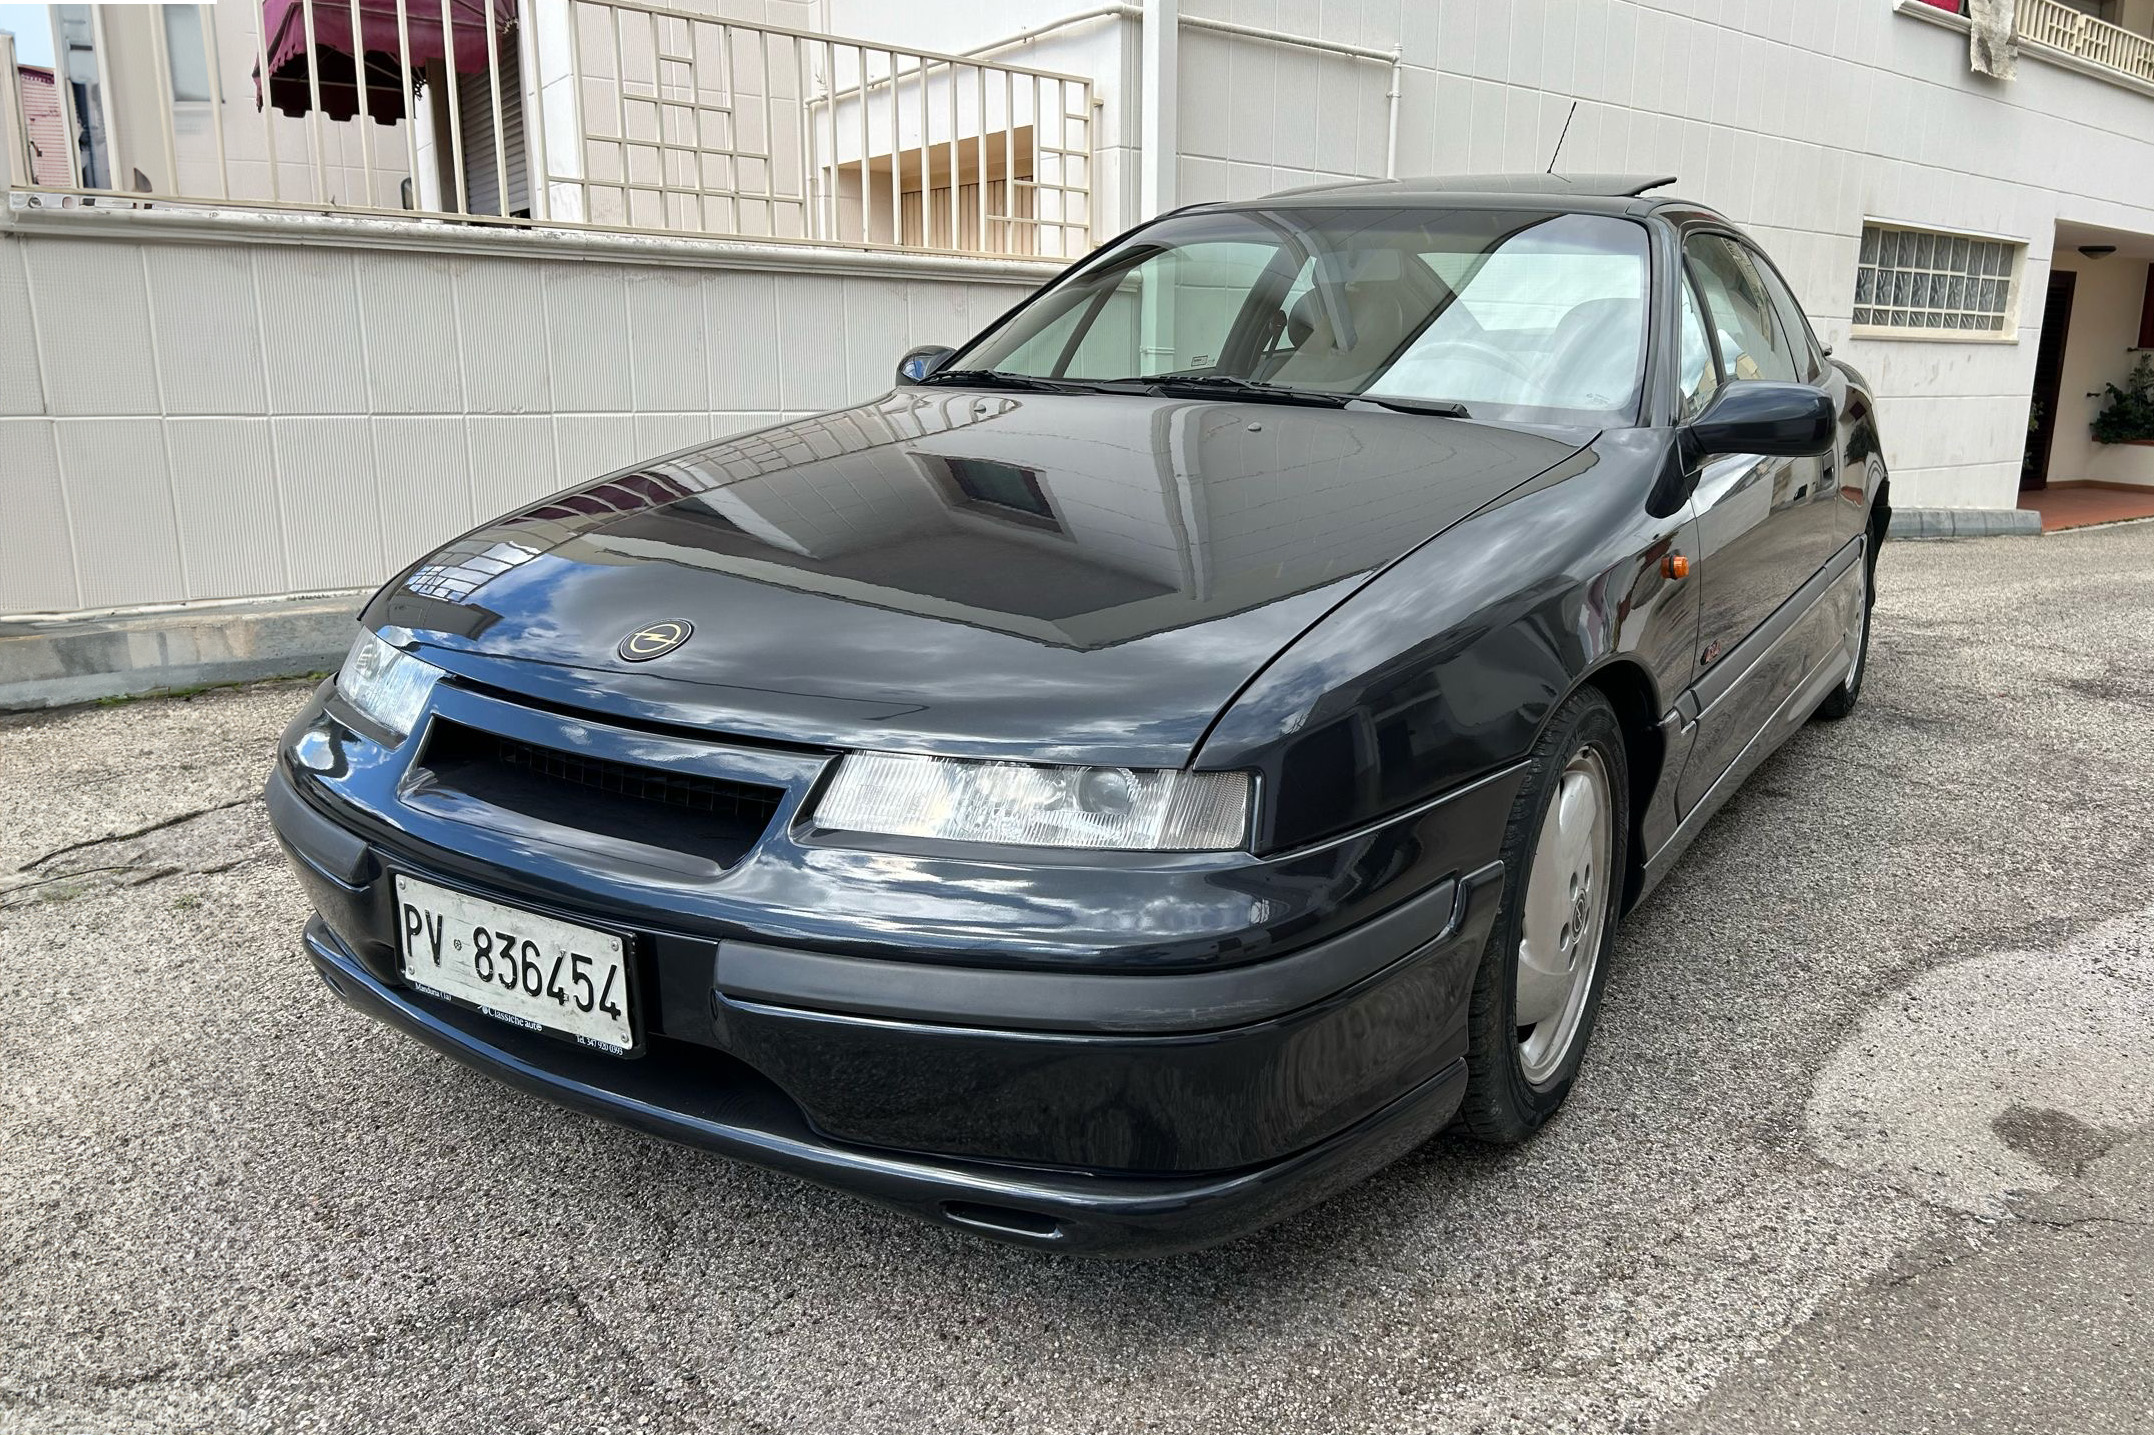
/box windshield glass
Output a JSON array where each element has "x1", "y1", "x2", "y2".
[{"x1": 951, "y1": 206, "x2": 1652, "y2": 425}]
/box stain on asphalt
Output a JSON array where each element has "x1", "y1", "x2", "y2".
[{"x1": 1993, "y1": 1106, "x2": 2123, "y2": 1181}]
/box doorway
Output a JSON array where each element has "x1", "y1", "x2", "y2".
[{"x1": 2023, "y1": 270, "x2": 2077, "y2": 491}]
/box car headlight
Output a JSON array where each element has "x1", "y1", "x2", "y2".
[
  {"x1": 334, "y1": 628, "x2": 441, "y2": 741},
  {"x1": 814, "y1": 753, "x2": 1253, "y2": 852}
]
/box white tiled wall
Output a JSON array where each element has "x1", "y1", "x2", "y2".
[{"x1": 0, "y1": 231, "x2": 1033, "y2": 614}]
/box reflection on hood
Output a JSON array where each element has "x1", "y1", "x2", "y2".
[{"x1": 394, "y1": 388, "x2": 1586, "y2": 652}]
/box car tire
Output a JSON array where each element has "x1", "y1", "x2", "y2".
[
  {"x1": 1457, "y1": 687, "x2": 1629, "y2": 1145},
  {"x1": 1812, "y1": 536, "x2": 1875, "y2": 722}
]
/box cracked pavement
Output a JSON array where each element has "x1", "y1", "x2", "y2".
[{"x1": 4, "y1": 521, "x2": 2153, "y2": 1434}]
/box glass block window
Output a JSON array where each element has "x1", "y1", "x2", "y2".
[{"x1": 1854, "y1": 224, "x2": 2020, "y2": 334}]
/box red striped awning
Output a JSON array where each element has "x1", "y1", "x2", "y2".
[{"x1": 254, "y1": 0, "x2": 516, "y2": 124}]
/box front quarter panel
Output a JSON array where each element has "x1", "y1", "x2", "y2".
[{"x1": 1197, "y1": 431, "x2": 1699, "y2": 853}]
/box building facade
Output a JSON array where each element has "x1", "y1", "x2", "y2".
[{"x1": 3, "y1": 0, "x2": 2152, "y2": 619}]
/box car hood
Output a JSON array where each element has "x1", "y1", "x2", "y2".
[{"x1": 365, "y1": 389, "x2": 1587, "y2": 767}]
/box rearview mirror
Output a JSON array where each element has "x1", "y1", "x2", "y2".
[
  {"x1": 897, "y1": 345, "x2": 957, "y2": 386},
  {"x1": 1684, "y1": 381, "x2": 1835, "y2": 460}
]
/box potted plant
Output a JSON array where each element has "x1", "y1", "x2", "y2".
[{"x1": 2092, "y1": 353, "x2": 2154, "y2": 446}]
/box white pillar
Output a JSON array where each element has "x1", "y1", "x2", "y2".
[
  {"x1": 1139, "y1": 0, "x2": 1175, "y2": 220},
  {"x1": 0, "y1": 32, "x2": 22, "y2": 188}
]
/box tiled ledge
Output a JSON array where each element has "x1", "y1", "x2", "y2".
[{"x1": 2, "y1": 191, "x2": 1066, "y2": 285}]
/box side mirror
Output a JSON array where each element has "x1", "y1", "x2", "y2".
[
  {"x1": 1684, "y1": 381, "x2": 1835, "y2": 460},
  {"x1": 896, "y1": 345, "x2": 957, "y2": 386}
]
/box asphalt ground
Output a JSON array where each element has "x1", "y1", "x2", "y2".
[{"x1": 4, "y1": 521, "x2": 2152, "y2": 1434}]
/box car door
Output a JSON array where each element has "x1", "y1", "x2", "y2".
[
  {"x1": 1749, "y1": 247, "x2": 1865, "y2": 551},
  {"x1": 1675, "y1": 232, "x2": 1842, "y2": 813}
]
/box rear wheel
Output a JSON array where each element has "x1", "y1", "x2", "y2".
[
  {"x1": 1813, "y1": 536, "x2": 1875, "y2": 722},
  {"x1": 1458, "y1": 688, "x2": 1629, "y2": 1144}
]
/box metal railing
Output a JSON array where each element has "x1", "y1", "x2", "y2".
[
  {"x1": 4, "y1": 1, "x2": 1094, "y2": 260},
  {"x1": 2019, "y1": 0, "x2": 2154, "y2": 84}
]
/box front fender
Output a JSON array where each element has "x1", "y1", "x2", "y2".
[{"x1": 1197, "y1": 432, "x2": 1697, "y2": 854}]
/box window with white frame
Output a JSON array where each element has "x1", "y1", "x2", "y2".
[{"x1": 1854, "y1": 223, "x2": 2022, "y2": 335}]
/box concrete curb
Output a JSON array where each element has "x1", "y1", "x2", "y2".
[
  {"x1": 1886, "y1": 507, "x2": 2043, "y2": 540},
  {"x1": 0, "y1": 593, "x2": 364, "y2": 711}
]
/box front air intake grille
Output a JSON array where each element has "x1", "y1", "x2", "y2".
[{"x1": 420, "y1": 719, "x2": 784, "y2": 865}]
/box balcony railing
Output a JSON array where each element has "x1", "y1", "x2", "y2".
[
  {"x1": 3, "y1": 1, "x2": 1094, "y2": 261},
  {"x1": 2019, "y1": 0, "x2": 2154, "y2": 84}
]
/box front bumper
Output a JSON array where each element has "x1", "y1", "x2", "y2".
[
  {"x1": 268, "y1": 682, "x2": 1518, "y2": 1254},
  {"x1": 305, "y1": 917, "x2": 1477, "y2": 1256}
]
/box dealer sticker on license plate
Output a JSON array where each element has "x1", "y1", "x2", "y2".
[{"x1": 392, "y1": 875, "x2": 635, "y2": 1054}]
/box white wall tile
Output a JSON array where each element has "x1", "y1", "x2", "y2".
[
  {"x1": 145, "y1": 246, "x2": 269, "y2": 418},
  {"x1": 627, "y1": 269, "x2": 709, "y2": 412},
  {"x1": 635, "y1": 411, "x2": 713, "y2": 458},
  {"x1": 773, "y1": 274, "x2": 848, "y2": 411},
  {"x1": 0, "y1": 420, "x2": 76, "y2": 612},
  {"x1": 707, "y1": 270, "x2": 783, "y2": 411},
  {"x1": 26, "y1": 240, "x2": 159, "y2": 418},
  {"x1": 1178, "y1": 30, "x2": 1236, "y2": 160},
  {"x1": 0, "y1": 239, "x2": 47, "y2": 416},
  {"x1": 257, "y1": 248, "x2": 368, "y2": 415},
  {"x1": 841, "y1": 277, "x2": 909, "y2": 408},
  {"x1": 554, "y1": 413, "x2": 640, "y2": 485},
  {"x1": 372, "y1": 416, "x2": 476, "y2": 566},
  {"x1": 358, "y1": 252, "x2": 465, "y2": 414},
  {"x1": 1268, "y1": 47, "x2": 1322, "y2": 171},
  {"x1": 457, "y1": 259, "x2": 553, "y2": 414},
  {"x1": 468, "y1": 414, "x2": 560, "y2": 519},
  {"x1": 273, "y1": 416, "x2": 383, "y2": 590},
  {"x1": 54, "y1": 418, "x2": 185, "y2": 607},
  {"x1": 166, "y1": 418, "x2": 287, "y2": 598},
  {"x1": 544, "y1": 264, "x2": 633, "y2": 412},
  {"x1": 906, "y1": 280, "x2": 969, "y2": 349}
]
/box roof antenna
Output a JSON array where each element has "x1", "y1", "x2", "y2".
[{"x1": 1545, "y1": 101, "x2": 1579, "y2": 175}]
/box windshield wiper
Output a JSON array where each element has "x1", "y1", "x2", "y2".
[
  {"x1": 1133, "y1": 374, "x2": 1350, "y2": 408},
  {"x1": 922, "y1": 368, "x2": 1099, "y2": 395},
  {"x1": 1354, "y1": 395, "x2": 1472, "y2": 418}
]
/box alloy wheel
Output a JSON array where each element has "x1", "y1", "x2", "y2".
[{"x1": 1515, "y1": 745, "x2": 1614, "y2": 1087}]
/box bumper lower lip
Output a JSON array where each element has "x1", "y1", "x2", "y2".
[{"x1": 305, "y1": 917, "x2": 1470, "y2": 1257}]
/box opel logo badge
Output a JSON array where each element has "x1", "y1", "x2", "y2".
[{"x1": 618, "y1": 619, "x2": 692, "y2": 662}]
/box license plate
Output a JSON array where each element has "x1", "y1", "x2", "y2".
[{"x1": 392, "y1": 875, "x2": 636, "y2": 1054}]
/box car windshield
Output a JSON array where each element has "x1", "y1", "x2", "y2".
[{"x1": 947, "y1": 206, "x2": 1653, "y2": 426}]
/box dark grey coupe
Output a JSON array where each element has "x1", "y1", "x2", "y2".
[{"x1": 268, "y1": 174, "x2": 1888, "y2": 1254}]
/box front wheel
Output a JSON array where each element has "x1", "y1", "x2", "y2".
[{"x1": 1457, "y1": 688, "x2": 1629, "y2": 1144}]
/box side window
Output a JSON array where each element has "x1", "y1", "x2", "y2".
[
  {"x1": 1748, "y1": 251, "x2": 1825, "y2": 380},
  {"x1": 1685, "y1": 235, "x2": 1799, "y2": 385},
  {"x1": 1679, "y1": 279, "x2": 1720, "y2": 421}
]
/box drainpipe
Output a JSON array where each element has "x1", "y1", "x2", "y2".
[
  {"x1": 1140, "y1": 0, "x2": 1177, "y2": 219},
  {"x1": 1386, "y1": 58, "x2": 1401, "y2": 179},
  {"x1": 959, "y1": 4, "x2": 1142, "y2": 61}
]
